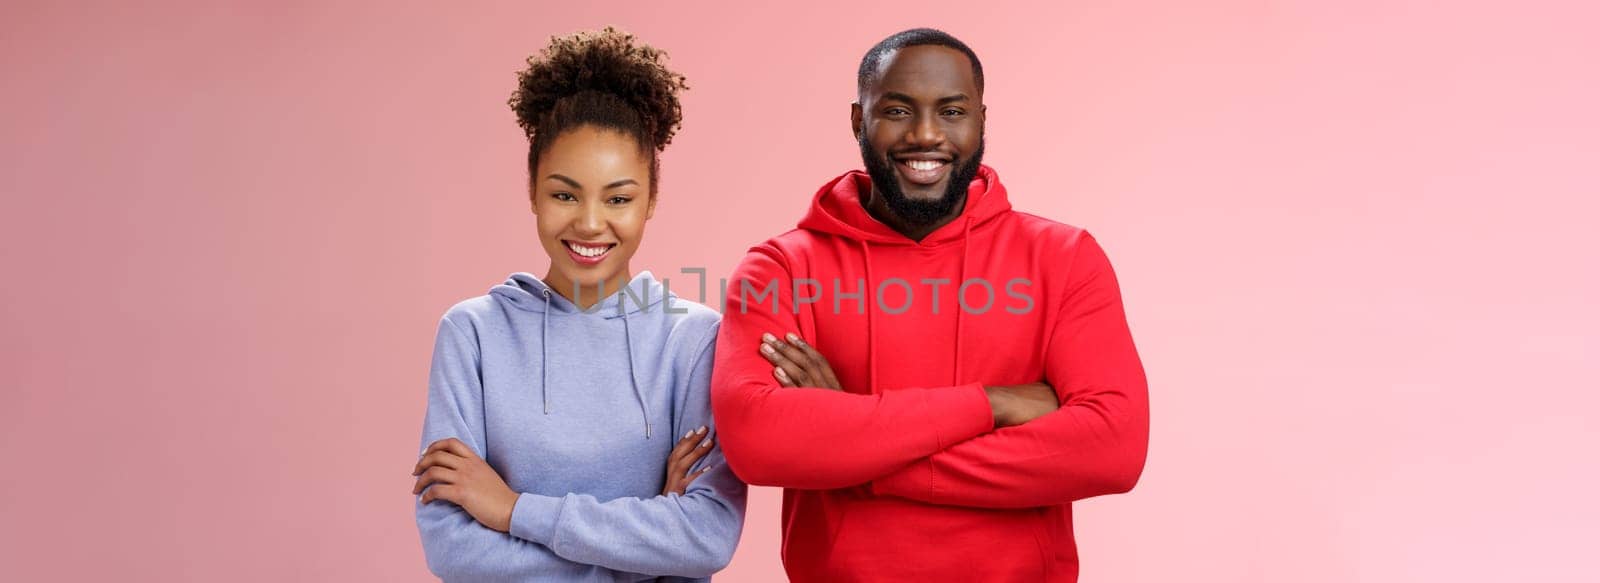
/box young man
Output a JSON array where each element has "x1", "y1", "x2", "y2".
[{"x1": 711, "y1": 28, "x2": 1149, "y2": 582}]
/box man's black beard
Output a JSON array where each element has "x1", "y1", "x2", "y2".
[{"x1": 858, "y1": 135, "x2": 985, "y2": 230}]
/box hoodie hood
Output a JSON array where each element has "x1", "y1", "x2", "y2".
[
  {"x1": 490, "y1": 270, "x2": 672, "y2": 318},
  {"x1": 797, "y1": 164, "x2": 1011, "y2": 246}
]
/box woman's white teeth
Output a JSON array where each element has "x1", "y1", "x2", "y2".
[
  {"x1": 568, "y1": 242, "x2": 611, "y2": 257},
  {"x1": 905, "y1": 160, "x2": 945, "y2": 171}
]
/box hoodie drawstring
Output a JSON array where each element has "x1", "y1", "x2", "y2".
[
  {"x1": 620, "y1": 311, "x2": 652, "y2": 439},
  {"x1": 540, "y1": 287, "x2": 552, "y2": 414},
  {"x1": 860, "y1": 238, "x2": 878, "y2": 395},
  {"x1": 954, "y1": 216, "x2": 972, "y2": 386}
]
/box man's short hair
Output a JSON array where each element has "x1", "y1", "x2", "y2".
[{"x1": 857, "y1": 28, "x2": 985, "y2": 97}]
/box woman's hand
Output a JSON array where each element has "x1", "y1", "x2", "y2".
[
  {"x1": 662, "y1": 426, "x2": 714, "y2": 496},
  {"x1": 759, "y1": 332, "x2": 843, "y2": 391},
  {"x1": 412, "y1": 437, "x2": 521, "y2": 533}
]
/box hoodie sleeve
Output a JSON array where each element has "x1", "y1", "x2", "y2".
[
  {"x1": 416, "y1": 317, "x2": 654, "y2": 582},
  {"x1": 504, "y1": 325, "x2": 747, "y2": 578},
  {"x1": 712, "y1": 244, "x2": 996, "y2": 489},
  {"x1": 870, "y1": 232, "x2": 1150, "y2": 508}
]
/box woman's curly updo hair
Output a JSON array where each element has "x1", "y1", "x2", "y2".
[{"x1": 509, "y1": 27, "x2": 688, "y2": 197}]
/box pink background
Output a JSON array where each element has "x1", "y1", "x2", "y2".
[{"x1": 3, "y1": 1, "x2": 1597, "y2": 581}]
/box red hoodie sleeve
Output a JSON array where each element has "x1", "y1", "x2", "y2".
[
  {"x1": 711, "y1": 244, "x2": 995, "y2": 490},
  {"x1": 870, "y1": 232, "x2": 1150, "y2": 508}
]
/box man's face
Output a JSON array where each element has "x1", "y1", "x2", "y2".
[{"x1": 854, "y1": 45, "x2": 985, "y2": 227}]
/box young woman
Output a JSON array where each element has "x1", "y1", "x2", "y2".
[{"x1": 410, "y1": 28, "x2": 744, "y2": 581}]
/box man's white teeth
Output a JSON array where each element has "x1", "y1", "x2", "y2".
[
  {"x1": 568, "y1": 242, "x2": 611, "y2": 257},
  {"x1": 905, "y1": 160, "x2": 945, "y2": 171}
]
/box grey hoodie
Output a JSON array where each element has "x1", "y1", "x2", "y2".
[{"x1": 416, "y1": 271, "x2": 745, "y2": 582}]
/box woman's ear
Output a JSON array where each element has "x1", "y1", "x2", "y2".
[
  {"x1": 529, "y1": 187, "x2": 539, "y2": 215},
  {"x1": 646, "y1": 193, "x2": 658, "y2": 220}
]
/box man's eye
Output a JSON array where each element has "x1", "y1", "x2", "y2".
[
  {"x1": 942, "y1": 109, "x2": 964, "y2": 116},
  {"x1": 885, "y1": 107, "x2": 910, "y2": 116}
]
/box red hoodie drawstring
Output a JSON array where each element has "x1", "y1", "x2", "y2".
[
  {"x1": 861, "y1": 238, "x2": 878, "y2": 395},
  {"x1": 954, "y1": 216, "x2": 971, "y2": 386}
]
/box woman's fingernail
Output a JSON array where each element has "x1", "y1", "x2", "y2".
[
  {"x1": 775, "y1": 367, "x2": 788, "y2": 379},
  {"x1": 696, "y1": 425, "x2": 708, "y2": 435},
  {"x1": 786, "y1": 333, "x2": 801, "y2": 344},
  {"x1": 762, "y1": 333, "x2": 777, "y2": 343},
  {"x1": 761, "y1": 344, "x2": 774, "y2": 354},
  {"x1": 684, "y1": 430, "x2": 694, "y2": 439},
  {"x1": 699, "y1": 437, "x2": 712, "y2": 448}
]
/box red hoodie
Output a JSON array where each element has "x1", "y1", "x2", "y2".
[{"x1": 711, "y1": 166, "x2": 1149, "y2": 582}]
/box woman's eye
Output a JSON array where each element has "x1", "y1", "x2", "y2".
[
  {"x1": 552, "y1": 192, "x2": 576, "y2": 201},
  {"x1": 608, "y1": 196, "x2": 633, "y2": 205}
]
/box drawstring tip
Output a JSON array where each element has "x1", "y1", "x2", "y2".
[{"x1": 645, "y1": 423, "x2": 652, "y2": 439}]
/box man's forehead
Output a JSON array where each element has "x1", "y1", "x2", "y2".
[{"x1": 868, "y1": 45, "x2": 979, "y2": 98}]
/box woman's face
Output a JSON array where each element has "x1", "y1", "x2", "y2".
[{"x1": 531, "y1": 126, "x2": 656, "y2": 299}]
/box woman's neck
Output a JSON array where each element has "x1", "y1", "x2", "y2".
[{"x1": 543, "y1": 269, "x2": 633, "y2": 310}]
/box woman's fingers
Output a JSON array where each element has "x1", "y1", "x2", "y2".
[
  {"x1": 669, "y1": 426, "x2": 703, "y2": 462},
  {"x1": 420, "y1": 437, "x2": 478, "y2": 463},
  {"x1": 413, "y1": 466, "x2": 456, "y2": 495},
  {"x1": 412, "y1": 450, "x2": 465, "y2": 476},
  {"x1": 663, "y1": 426, "x2": 708, "y2": 495},
  {"x1": 683, "y1": 465, "x2": 713, "y2": 487},
  {"x1": 420, "y1": 484, "x2": 456, "y2": 504},
  {"x1": 680, "y1": 434, "x2": 714, "y2": 472}
]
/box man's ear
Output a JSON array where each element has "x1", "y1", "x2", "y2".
[{"x1": 851, "y1": 102, "x2": 864, "y2": 140}]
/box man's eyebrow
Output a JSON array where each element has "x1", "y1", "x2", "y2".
[
  {"x1": 545, "y1": 174, "x2": 581, "y2": 188},
  {"x1": 881, "y1": 91, "x2": 971, "y2": 105}
]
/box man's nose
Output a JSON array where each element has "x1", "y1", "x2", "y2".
[{"x1": 906, "y1": 113, "x2": 944, "y2": 148}]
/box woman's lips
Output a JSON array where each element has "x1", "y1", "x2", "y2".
[{"x1": 563, "y1": 240, "x2": 615, "y2": 266}]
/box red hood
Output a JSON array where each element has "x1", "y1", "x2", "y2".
[{"x1": 797, "y1": 164, "x2": 1012, "y2": 245}]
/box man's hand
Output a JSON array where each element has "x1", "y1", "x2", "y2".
[
  {"x1": 662, "y1": 425, "x2": 714, "y2": 495},
  {"x1": 412, "y1": 437, "x2": 521, "y2": 533},
  {"x1": 759, "y1": 332, "x2": 843, "y2": 391},
  {"x1": 984, "y1": 383, "x2": 1060, "y2": 428}
]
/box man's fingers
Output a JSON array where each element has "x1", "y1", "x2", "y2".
[
  {"x1": 789, "y1": 335, "x2": 842, "y2": 390},
  {"x1": 774, "y1": 366, "x2": 798, "y2": 387},
  {"x1": 761, "y1": 334, "x2": 813, "y2": 386},
  {"x1": 770, "y1": 335, "x2": 821, "y2": 386}
]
